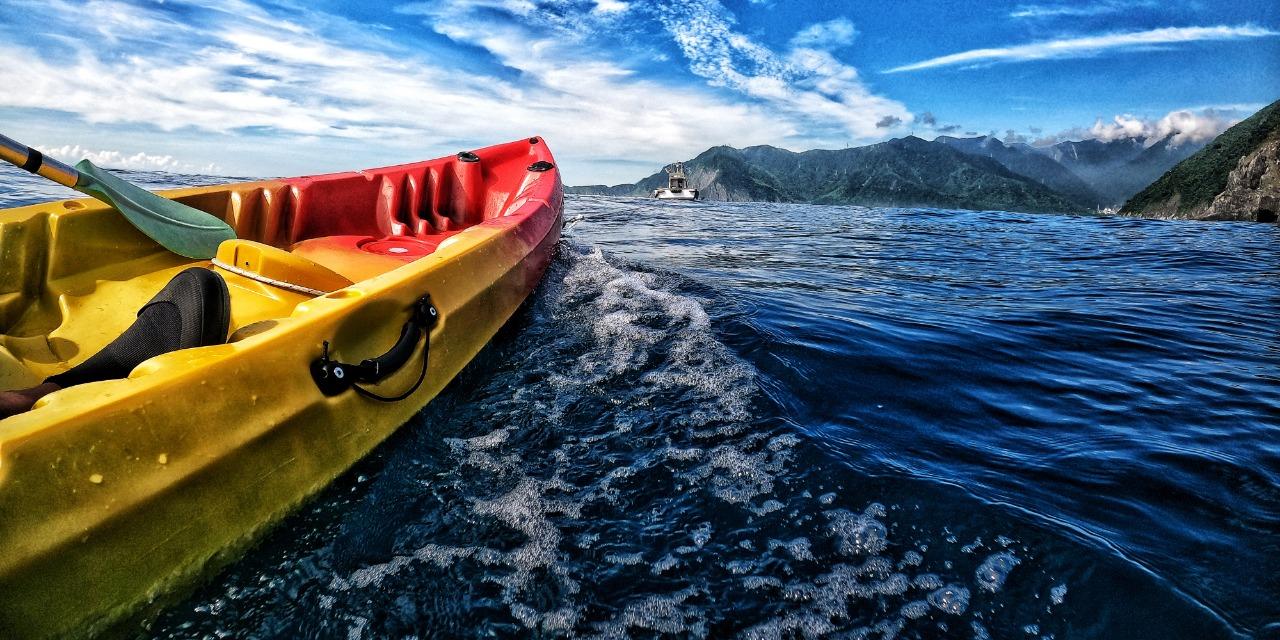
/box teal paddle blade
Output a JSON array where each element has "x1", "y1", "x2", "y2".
[{"x1": 72, "y1": 159, "x2": 236, "y2": 259}]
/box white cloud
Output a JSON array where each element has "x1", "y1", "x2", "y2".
[
  {"x1": 1003, "y1": 129, "x2": 1029, "y2": 144},
  {"x1": 1009, "y1": 1, "x2": 1156, "y2": 20},
  {"x1": 886, "y1": 24, "x2": 1280, "y2": 73},
  {"x1": 405, "y1": 0, "x2": 909, "y2": 155},
  {"x1": 592, "y1": 0, "x2": 629, "y2": 13},
  {"x1": 37, "y1": 144, "x2": 224, "y2": 174},
  {"x1": 789, "y1": 18, "x2": 858, "y2": 50},
  {"x1": 1087, "y1": 109, "x2": 1238, "y2": 147},
  {"x1": 408, "y1": 0, "x2": 791, "y2": 163},
  {"x1": 1030, "y1": 107, "x2": 1240, "y2": 147},
  {"x1": 658, "y1": 1, "x2": 910, "y2": 139}
]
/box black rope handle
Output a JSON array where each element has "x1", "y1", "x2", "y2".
[
  {"x1": 351, "y1": 336, "x2": 431, "y2": 402},
  {"x1": 311, "y1": 295, "x2": 439, "y2": 400}
]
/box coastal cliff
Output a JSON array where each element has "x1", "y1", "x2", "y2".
[
  {"x1": 1121, "y1": 100, "x2": 1280, "y2": 221},
  {"x1": 1199, "y1": 138, "x2": 1280, "y2": 221}
]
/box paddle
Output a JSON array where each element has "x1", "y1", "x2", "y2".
[{"x1": 0, "y1": 133, "x2": 236, "y2": 259}]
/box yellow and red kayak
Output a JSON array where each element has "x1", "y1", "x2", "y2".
[{"x1": 0, "y1": 137, "x2": 563, "y2": 638}]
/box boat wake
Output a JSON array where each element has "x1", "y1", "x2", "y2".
[{"x1": 153, "y1": 242, "x2": 1060, "y2": 638}]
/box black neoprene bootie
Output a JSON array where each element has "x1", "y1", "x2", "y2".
[{"x1": 45, "y1": 268, "x2": 230, "y2": 388}]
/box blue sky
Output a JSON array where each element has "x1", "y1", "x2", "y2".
[{"x1": 0, "y1": 0, "x2": 1275, "y2": 184}]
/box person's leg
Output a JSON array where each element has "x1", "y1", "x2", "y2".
[
  {"x1": 0, "y1": 268, "x2": 230, "y2": 418},
  {"x1": 0, "y1": 382, "x2": 62, "y2": 416}
]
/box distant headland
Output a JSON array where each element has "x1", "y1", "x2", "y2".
[{"x1": 1122, "y1": 99, "x2": 1280, "y2": 222}]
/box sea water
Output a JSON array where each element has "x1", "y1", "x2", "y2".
[{"x1": 2, "y1": 168, "x2": 1277, "y2": 639}]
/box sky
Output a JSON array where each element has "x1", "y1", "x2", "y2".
[{"x1": 0, "y1": 0, "x2": 1276, "y2": 184}]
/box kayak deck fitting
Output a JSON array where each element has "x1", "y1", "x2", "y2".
[{"x1": 0, "y1": 137, "x2": 563, "y2": 638}]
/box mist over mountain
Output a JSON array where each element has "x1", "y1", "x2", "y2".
[
  {"x1": 1037, "y1": 135, "x2": 1205, "y2": 205},
  {"x1": 935, "y1": 136, "x2": 1105, "y2": 207}
]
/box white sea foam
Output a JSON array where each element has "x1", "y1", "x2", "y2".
[
  {"x1": 744, "y1": 576, "x2": 784, "y2": 591},
  {"x1": 587, "y1": 587, "x2": 707, "y2": 639},
  {"x1": 769, "y1": 537, "x2": 815, "y2": 562},
  {"x1": 901, "y1": 550, "x2": 924, "y2": 567},
  {"x1": 975, "y1": 551, "x2": 1021, "y2": 593},
  {"x1": 511, "y1": 603, "x2": 581, "y2": 633},
  {"x1": 651, "y1": 553, "x2": 680, "y2": 575},
  {"x1": 663, "y1": 446, "x2": 704, "y2": 461},
  {"x1": 604, "y1": 552, "x2": 645, "y2": 566},
  {"x1": 742, "y1": 612, "x2": 837, "y2": 640},
  {"x1": 825, "y1": 507, "x2": 889, "y2": 556},
  {"x1": 333, "y1": 555, "x2": 414, "y2": 590},
  {"x1": 683, "y1": 444, "x2": 785, "y2": 505},
  {"x1": 928, "y1": 584, "x2": 971, "y2": 615},
  {"x1": 901, "y1": 599, "x2": 931, "y2": 619},
  {"x1": 751, "y1": 499, "x2": 786, "y2": 516},
  {"x1": 972, "y1": 620, "x2": 993, "y2": 639},
  {"x1": 445, "y1": 428, "x2": 510, "y2": 452},
  {"x1": 345, "y1": 615, "x2": 368, "y2": 640}
]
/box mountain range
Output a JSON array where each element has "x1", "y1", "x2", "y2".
[{"x1": 568, "y1": 133, "x2": 1206, "y2": 214}]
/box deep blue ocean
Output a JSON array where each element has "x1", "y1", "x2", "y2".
[{"x1": 2, "y1": 168, "x2": 1278, "y2": 639}]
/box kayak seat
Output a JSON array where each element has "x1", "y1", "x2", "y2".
[
  {"x1": 289, "y1": 234, "x2": 458, "y2": 283},
  {"x1": 210, "y1": 239, "x2": 352, "y2": 297}
]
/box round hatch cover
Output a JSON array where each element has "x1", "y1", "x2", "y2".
[{"x1": 358, "y1": 237, "x2": 437, "y2": 258}]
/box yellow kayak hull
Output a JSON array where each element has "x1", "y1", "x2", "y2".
[{"x1": 0, "y1": 138, "x2": 562, "y2": 637}]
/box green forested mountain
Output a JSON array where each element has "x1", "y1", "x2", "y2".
[{"x1": 1121, "y1": 100, "x2": 1280, "y2": 220}]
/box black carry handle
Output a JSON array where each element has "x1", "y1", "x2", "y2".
[{"x1": 311, "y1": 295, "x2": 439, "y2": 400}]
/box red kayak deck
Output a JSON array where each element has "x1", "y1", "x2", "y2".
[{"x1": 180, "y1": 137, "x2": 559, "y2": 281}]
